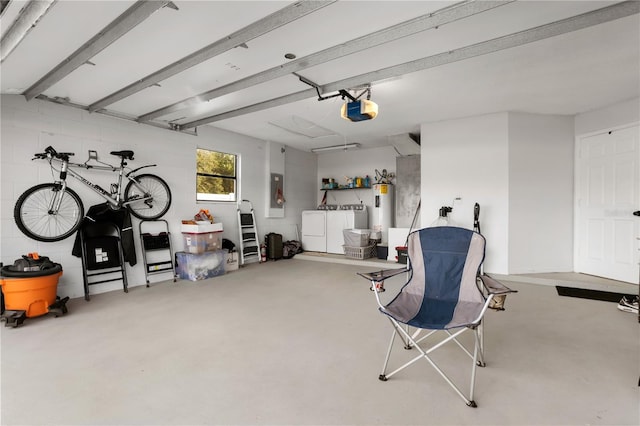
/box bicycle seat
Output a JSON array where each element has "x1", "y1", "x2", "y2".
[{"x1": 110, "y1": 150, "x2": 134, "y2": 160}]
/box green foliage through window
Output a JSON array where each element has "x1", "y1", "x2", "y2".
[{"x1": 196, "y1": 148, "x2": 237, "y2": 202}]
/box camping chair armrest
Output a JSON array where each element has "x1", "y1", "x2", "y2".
[
  {"x1": 357, "y1": 267, "x2": 407, "y2": 282},
  {"x1": 478, "y1": 274, "x2": 517, "y2": 295},
  {"x1": 357, "y1": 267, "x2": 408, "y2": 309}
]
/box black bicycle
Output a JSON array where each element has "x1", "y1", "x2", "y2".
[{"x1": 14, "y1": 146, "x2": 171, "y2": 242}]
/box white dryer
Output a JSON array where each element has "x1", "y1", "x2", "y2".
[
  {"x1": 302, "y1": 210, "x2": 326, "y2": 252},
  {"x1": 302, "y1": 208, "x2": 368, "y2": 254}
]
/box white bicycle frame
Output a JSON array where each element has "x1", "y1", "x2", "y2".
[{"x1": 47, "y1": 152, "x2": 156, "y2": 213}]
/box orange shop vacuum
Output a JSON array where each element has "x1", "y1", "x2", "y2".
[{"x1": 0, "y1": 253, "x2": 69, "y2": 328}]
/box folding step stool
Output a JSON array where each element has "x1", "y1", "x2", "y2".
[
  {"x1": 237, "y1": 200, "x2": 260, "y2": 266},
  {"x1": 139, "y1": 219, "x2": 177, "y2": 285}
]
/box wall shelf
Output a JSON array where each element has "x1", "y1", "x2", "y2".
[{"x1": 320, "y1": 187, "x2": 371, "y2": 191}]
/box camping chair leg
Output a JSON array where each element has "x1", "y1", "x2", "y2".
[
  {"x1": 382, "y1": 324, "x2": 434, "y2": 381},
  {"x1": 476, "y1": 322, "x2": 486, "y2": 367},
  {"x1": 470, "y1": 327, "x2": 486, "y2": 401},
  {"x1": 380, "y1": 324, "x2": 433, "y2": 378},
  {"x1": 384, "y1": 318, "x2": 479, "y2": 407},
  {"x1": 443, "y1": 325, "x2": 485, "y2": 367},
  {"x1": 405, "y1": 324, "x2": 415, "y2": 349},
  {"x1": 390, "y1": 320, "x2": 414, "y2": 350},
  {"x1": 445, "y1": 329, "x2": 474, "y2": 359},
  {"x1": 425, "y1": 348, "x2": 477, "y2": 408},
  {"x1": 380, "y1": 327, "x2": 397, "y2": 381}
]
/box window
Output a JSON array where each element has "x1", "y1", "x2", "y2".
[{"x1": 196, "y1": 148, "x2": 237, "y2": 202}]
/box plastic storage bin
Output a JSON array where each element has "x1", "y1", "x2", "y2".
[
  {"x1": 182, "y1": 231, "x2": 222, "y2": 253},
  {"x1": 343, "y1": 229, "x2": 370, "y2": 247},
  {"x1": 180, "y1": 222, "x2": 223, "y2": 233},
  {"x1": 175, "y1": 250, "x2": 226, "y2": 281}
]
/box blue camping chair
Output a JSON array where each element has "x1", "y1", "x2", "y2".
[{"x1": 358, "y1": 226, "x2": 516, "y2": 407}]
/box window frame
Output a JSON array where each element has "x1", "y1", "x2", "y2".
[{"x1": 196, "y1": 147, "x2": 239, "y2": 203}]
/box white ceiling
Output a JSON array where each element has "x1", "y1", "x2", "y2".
[{"x1": 1, "y1": 0, "x2": 638, "y2": 152}]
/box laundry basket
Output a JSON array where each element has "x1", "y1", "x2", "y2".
[{"x1": 343, "y1": 245, "x2": 377, "y2": 260}]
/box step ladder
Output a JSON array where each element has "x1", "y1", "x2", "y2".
[
  {"x1": 237, "y1": 200, "x2": 260, "y2": 266},
  {"x1": 139, "y1": 219, "x2": 177, "y2": 285}
]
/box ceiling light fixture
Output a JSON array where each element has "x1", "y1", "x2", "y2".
[{"x1": 311, "y1": 143, "x2": 360, "y2": 153}]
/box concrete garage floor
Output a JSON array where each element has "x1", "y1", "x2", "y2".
[{"x1": 1, "y1": 258, "x2": 638, "y2": 425}]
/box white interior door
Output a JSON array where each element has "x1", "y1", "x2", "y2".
[{"x1": 575, "y1": 125, "x2": 640, "y2": 284}]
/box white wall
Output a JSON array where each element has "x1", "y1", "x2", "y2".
[
  {"x1": 421, "y1": 111, "x2": 580, "y2": 275},
  {"x1": 421, "y1": 113, "x2": 510, "y2": 274},
  {"x1": 316, "y1": 145, "x2": 398, "y2": 228},
  {"x1": 508, "y1": 112, "x2": 574, "y2": 273},
  {"x1": 574, "y1": 97, "x2": 640, "y2": 136},
  {"x1": 0, "y1": 95, "x2": 316, "y2": 299},
  {"x1": 272, "y1": 145, "x2": 318, "y2": 239}
]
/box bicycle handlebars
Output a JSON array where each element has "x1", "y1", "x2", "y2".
[
  {"x1": 33, "y1": 146, "x2": 138, "y2": 173},
  {"x1": 33, "y1": 146, "x2": 74, "y2": 161}
]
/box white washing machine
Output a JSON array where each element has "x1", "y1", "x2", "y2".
[
  {"x1": 326, "y1": 210, "x2": 368, "y2": 254},
  {"x1": 302, "y1": 208, "x2": 368, "y2": 254}
]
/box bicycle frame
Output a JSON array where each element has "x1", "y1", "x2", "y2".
[
  {"x1": 49, "y1": 156, "x2": 156, "y2": 212},
  {"x1": 15, "y1": 146, "x2": 171, "y2": 242}
]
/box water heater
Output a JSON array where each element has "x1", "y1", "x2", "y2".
[{"x1": 373, "y1": 183, "x2": 394, "y2": 244}]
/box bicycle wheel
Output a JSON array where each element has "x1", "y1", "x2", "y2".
[
  {"x1": 124, "y1": 174, "x2": 171, "y2": 220},
  {"x1": 14, "y1": 183, "x2": 84, "y2": 242}
]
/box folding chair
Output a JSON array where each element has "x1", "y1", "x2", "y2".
[
  {"x1": 80, "y1": 222, "x2": 128, "y2": 301},
  {"x1": 358, "y1": 226, "x2": 516, "y2": 407}
]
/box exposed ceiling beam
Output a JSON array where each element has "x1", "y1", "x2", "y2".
[
  {"x1": 137, "y1": 0, "x2": 514, "y2": 123},
  {"x1": 23, "y1": 0, "x2": 171, "y2": 101},
  {"x1": 88, "y1": 0, "x2": 336, "y2": 113},
  {"x1": 179, "y1": 0, "x2": 640, "y2": 131},
  {"x1": 1, "y1": 1, "x2": 11, "y2": 17},
  {"x1": 1, "y1": 0, "x2": 57, "y2": 63},
  {"x1": 34, "y1": 94, "x2": 198, "y2": 135}
]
